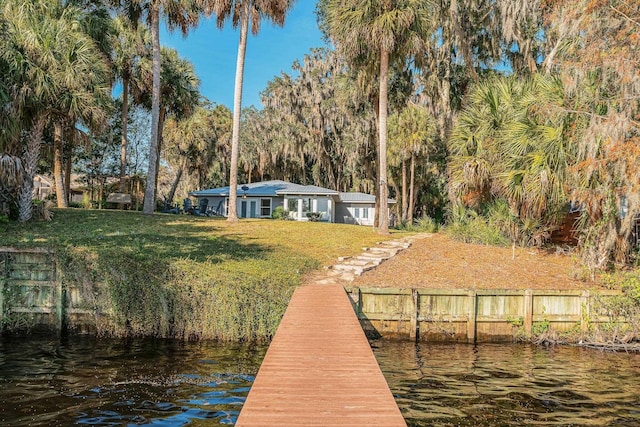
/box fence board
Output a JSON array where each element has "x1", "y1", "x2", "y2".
[{"x1": 349, "y1": 287, "x2": 622, "y2": 343}]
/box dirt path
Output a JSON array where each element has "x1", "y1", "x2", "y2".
[{"x1": 351, "y1": 233, "x2": 604, "y2": 290}]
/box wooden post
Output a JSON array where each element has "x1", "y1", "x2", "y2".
[
  {"x1": 0, "y1": 253, "x2": 5, "y2": 323},
  {"x1": 409, "y1": 289, "x2": 419, "y2": 342},
  {"x1": 524, "y1": 290, "x2": 533, "y2": 337},
  {"x1": 581, "y1": 290, "x2": 590, "y2": 333},
  {"x1": 53, "y1": 257, "x2": 64, "y2": 334},
  {"x1": 467, "y1": 290, "x2": 476, "y2": 344},
  {"x1": 357, "y1": 288, "x2": 363, "y2": 318}
]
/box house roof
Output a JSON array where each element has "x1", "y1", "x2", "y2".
[
  {"x1": 190, "y1": 180, "x2": 339, "y2": 198},
  {"x1": 339, "y1": 192, "x2": 396, "y2": 204},
  {"x1": 190, "y1": 180, "x2": 396, "y2": 204}
]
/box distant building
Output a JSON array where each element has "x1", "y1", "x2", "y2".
[{"x1": 189, "y1": 180, "x2": 395, "y2": 226}]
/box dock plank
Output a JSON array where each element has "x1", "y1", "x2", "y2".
[{"x1": 237, "y1": 283, "x2": 406, "y2": 427}]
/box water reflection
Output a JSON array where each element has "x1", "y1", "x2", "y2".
[
  {"x1": 373, "y1": 341, "x2": 640, "y2": 426},
  {"x1": 4, "y1": 336, "x2": 640, "y2": 426},
  {"x1": 0, "y1": 336, "x2": 267, "y2": 426}
]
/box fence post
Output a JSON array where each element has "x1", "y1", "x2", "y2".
[
  {"x1": 467, "y1": 290, "x2": 476, "y2": 344},
  {"x1": 581, "y1": 290, "x2": 590, "y2": 333},
  {"x1": 409, "y1": 289, "x2": 419, "y2": 342},
  {"x1": 53, "y1": 256, "x2": 64, "y2": 334},
  {"x1": 524, "y1": 290, "x2": 533, "y2": 336},
  {"x1": 0, "y1": 252, "x2": 5, "y2": 323}
]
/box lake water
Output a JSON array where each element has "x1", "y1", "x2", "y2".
[
  {"x1": 1, "y1": 336, "x2": 639, "y2": 426},
  {"x1": 373, "y1": 341, "x2": 640, "y2": 426},
  {"x1": 0, "y1": 336, "x2": 267, "y2": 426}
]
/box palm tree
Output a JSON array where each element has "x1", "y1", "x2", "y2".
[
  {"x1": 131, "y1": 46, "x2": 200, "y2": 201},
  {"x1": 2, "y1": 0, "x2": 112, "y2": 216},
  {"x1": 0, "y1": 154, "x2": 26, "y2": 217},
  {"x1": 117, "y1": 0, "x2": 200, "y2": 214},
  {"x1": 322, "y1": 0, "x2": 434, "y2": 234},
  {"x1": 112, "y1": 16, "x2": 151, "y2": 194},
  {"x1": 199, "y1": 0, "x2": 296, "y2": 222},
  {"x1": 449, "y1": 74, "x2": 573, "y2": 244},
  {"x1": 388, "y1": 102, "x2": 436, "y2": 222},
  {"x1": 163, "y1": 102, "x2": 227, "y2": 201}
]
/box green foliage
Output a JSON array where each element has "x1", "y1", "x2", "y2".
[
  {"x1": 394, "y1": 215, "x2": 439, "y2": 233},
  {"x1": 4, "y1": 209, "x2": 397, "y2": 341},
  {"x1": 506, "y1": 316, "x2": 527, "y2": 341},
  {"x1": 444, "y1": 206, "x2": 509, "y2": 246},
  {"x1": 507, "y1": 312, "x2": 551, "y2": 341},
  {"x1": 590, "y1": 272, "x2": 640, "y2": 342},
  {"x1": 448, "y1": 75, "x2": 571, "y2": 248},
  {"x1": 532, "y1": 318, "x2": 551, "y2": 335},
  {"x1": 0, "y1": 312, "x2": 36, "y2": 333},
  {"x1": 271, "y1": 206, "x2": 288, "y2": 220}
]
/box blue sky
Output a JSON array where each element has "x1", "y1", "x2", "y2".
[{"x1": 160, "y1": 2, "x2": 327, "y2": 109}]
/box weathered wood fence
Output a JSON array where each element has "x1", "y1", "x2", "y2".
[
  {"x1": 346, "y1": 287, "x2": 622, "y2": 342},
  {"x1": 1, "y1": 247, "x2": 623, "y2": 342},
  {"x1": 0, "y1": 247, "x2": 97, "y2": 333},
  {"x1": 0, "y1": 248, "x2": 62, "y2": 332}
]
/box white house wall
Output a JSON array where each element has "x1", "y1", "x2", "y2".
[
  {"x1": 236, "y1": 197, "x2": 283, "y2": 218},
  {"x1": 335, "y1": 203, "x2": 375, "y2": 226},
  {"x1": 283, "y1": 195, "x2": 335, "y2": 222}
]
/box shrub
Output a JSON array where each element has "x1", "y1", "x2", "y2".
[
  {"x1": 444, "y1": 207, "x2": 509, "y2": 246},
  {"x1": 393, "y1": 215, "x2": 439, "y2": 233},
  {"x1": 589, "y1": 272, "x2": 640, "y2": 343},
  {"x1": 271, "y1": 206, "x2": 288, "y2": 220}
]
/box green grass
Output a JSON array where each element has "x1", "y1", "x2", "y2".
[{"x1": 3, "y1": 209, "x2": 402, "y2": 341}]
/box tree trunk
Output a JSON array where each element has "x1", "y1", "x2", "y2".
[
  {"x1": 401, "y1": 157, "x2": 408, "y2": 221},
  {"x1": 18, "y1": 117, "x2": 46, "y2": 222},
  {"x1": 53, "y1": 122, "x2": 67, "y2": 208},
  {"x1": 135, "y1": 179, "x2": 140, "y2": 211},
  {"x1": 227, "y1": 2, "x2": 250, "y2": 222},
  {"x1": 377, "y1": 47, "x2": 390, "y2": 235},
  {"x1": 167, "y1": 157, "x2": 187, "y2": 204},
  {"x1": 119, "y1": 75, "x2": 129, "y2": 193},
  {"x1": 154, "y1": 108, "x2": 166, "y2": 200},
  {"x1": 142, "y1": 2, "x2": 161, "y2": 215},
  {"x1": 98, "y1": 177, "x2": 104, "y2": 209},
  {"x1": 408, "y1": 151, "x2": 416, "y2": 223},
  {"x1": 64, "y1": 148, "x2": 72, "y2": 205}
]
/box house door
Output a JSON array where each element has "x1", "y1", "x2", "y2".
[
  {"x1": 249, "y1": 201, "x2": 257, "y2": 218},
  {"x1": 240, "y1": 201, "x2": 247, "y2": 218}
]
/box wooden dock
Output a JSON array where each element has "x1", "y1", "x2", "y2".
[{"x1": 236, "y1": 283, "x2": 406, "y2": 426}]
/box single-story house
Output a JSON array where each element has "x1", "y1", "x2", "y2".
[
  {"x1": 32, "y1": 174, "x2": 85, "y2": 202},
  {"x1": 189, "y1": 180, "x2": 394, "y2": 226}
]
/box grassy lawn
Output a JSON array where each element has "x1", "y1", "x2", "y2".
[{"x1": 3, "y1": 209, "x2": 401, "y2": 340}]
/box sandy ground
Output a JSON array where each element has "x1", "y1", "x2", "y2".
[{"x1": 351, "y1": 233, "x2": 605, "y2": 290}]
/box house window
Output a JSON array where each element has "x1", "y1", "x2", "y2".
[
  {"x1": 302, "y1": 198, "x2": 311, "y2": 213},
  {"x1": 354, "y1": 207, "x2": 360, "y2": 218},
  {"x1": 260, "y1": 198, "x2": 271, "y2": 217},
  {"x1": 362, "y1": 207, "x2": 369, "y2": 219}
]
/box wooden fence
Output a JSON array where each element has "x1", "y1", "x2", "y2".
[
  {"x1": 345, "y1": 287, "x2": 622, "y2": 343},
  {"x1": 0, "y1": 248, "x2": 62, "y2": 332},
  {"x1": 1, "y1": 247, "x2": 101, "y2": 334},
  {"x1": 0, "y1": 247, "x2": 624, "y2": 342}
]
